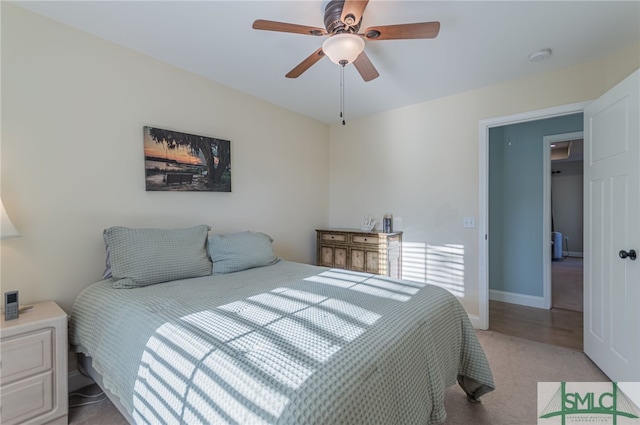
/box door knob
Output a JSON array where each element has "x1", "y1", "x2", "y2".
[{"x1": 619, "y1": 249, "x2": 637, "y2": 260}]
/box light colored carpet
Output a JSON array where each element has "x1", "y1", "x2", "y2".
[
  {"x1": 69, "y1": 330, "x2": 607, "y2": 425},
  {"x1": 443, "y1": 330, "x2": 606, "y2": 424},
  {"x1": 68, "y1": 386, "x2": 128, "y2": 425}
]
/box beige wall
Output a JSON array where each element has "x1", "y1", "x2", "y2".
[
  {"x1": 1, "y1": 4, "x2": 330, "y2": 312},
  {"x1": 2, "y1": 2, "x2": 639, "y2": 324},
  {"x1": 328, "y1": 43, "x2": 640, "y2": 317}
]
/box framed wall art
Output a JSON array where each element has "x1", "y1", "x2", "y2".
[{"x1": 143, "y1": 126, "x2": 231, "y2": 192}]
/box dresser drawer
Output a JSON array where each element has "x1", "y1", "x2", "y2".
[
  {"x1": 316, "y1": 229, "x2": 402, "y2": 278},
  {"x1": 1, "y1": 328, "x2": 53, "y2": 384},
  {"x1": 320, "y1": 232, "x2": 347, "y2": 243},
  {"x1": 0, "y1": 370, "x2": 54, "y2": 425},
  {"x1": 386, "y1": 234, "x2": 401, "y2": 245},
  {"x1": 351, "y1": 234, "x2": 379, "y2": 245}
]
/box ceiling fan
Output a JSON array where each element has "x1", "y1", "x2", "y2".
[{"x1": 253, "y1": 0, "x2": 441, "y2": 82}]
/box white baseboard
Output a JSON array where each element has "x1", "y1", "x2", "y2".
[
  {"x1": 468, "y1": 314, "x2": 481, "y2": 329},
  {"x1": 68, "y1": 369, "x2": 95, "y2": 393},
  {"x1": 563, "y1": 251, "x2": 583, "y2": 258},
  {"x1": 490, "y1": 289, "x2": 546, "y2": 309}
]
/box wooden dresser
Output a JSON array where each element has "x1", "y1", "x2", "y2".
[{"x1": 316, "y1": 228, "x2": 402, "y2": 278}]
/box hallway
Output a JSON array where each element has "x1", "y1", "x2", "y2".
[{"x1": 489, "y1": 257, "x2": 583, "y2": 351}]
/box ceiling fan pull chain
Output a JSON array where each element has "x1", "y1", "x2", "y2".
[{"x1": 340, "y1": 59, "x2": 347, "y2": 125}]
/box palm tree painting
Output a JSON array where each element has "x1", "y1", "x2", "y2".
[{"x1": 144, "y1": 126, "x2": 231, "y2": 192}]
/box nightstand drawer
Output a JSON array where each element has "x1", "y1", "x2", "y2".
[
  {"x1": 352, "y1": 234, "x2": 379, "y2": 245},
  {"x1": 0, "y1": 328, "x2": 53, "y2": 384},
  {"x1": 0, "y1": 370, "x2": 54, "y2": 425},
  {"x1": 320, "y1": 232, "x2": 347, "y2": 243}
]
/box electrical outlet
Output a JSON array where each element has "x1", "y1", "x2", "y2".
[{"x1": 463, "y1": 216, "x2": 475, "y2": 228}]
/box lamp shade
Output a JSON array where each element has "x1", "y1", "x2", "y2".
[
  {"x1": 1, "y1": 199, "x2": 20, "y2": 239},
  {"x1": 322, "y1": 33, "x2": 365, "y2": 65}
]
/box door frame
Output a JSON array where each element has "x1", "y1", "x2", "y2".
[{"x1": 477, "y1": 101, "x2": 590, "y2": 330}]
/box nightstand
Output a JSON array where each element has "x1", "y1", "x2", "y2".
[{"x1": 1, "y1": 301, "x2": 68, "y2": 424}]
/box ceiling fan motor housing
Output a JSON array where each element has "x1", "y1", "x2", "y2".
[{"x1": 325, "y1": 0, "x2": 361, "y2": 34}]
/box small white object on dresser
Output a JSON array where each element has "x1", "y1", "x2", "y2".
[{"x1": 1, "y1": 301, "x2": 68, "y2": 425}]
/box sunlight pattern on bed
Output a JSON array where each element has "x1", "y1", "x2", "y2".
[
  {"x1": 305, "y1": 269, "x2": 425, "y2": 302},
  {"x1": 132, "y1": 282, "x2": 385, "y2": 424},
  {"x1": 69, "y1": 261, "x2": 495, "y2": 425}
]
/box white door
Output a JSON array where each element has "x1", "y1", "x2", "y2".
[{"x1": 584, "y1": 69, "x2": 640, "y2": 382}]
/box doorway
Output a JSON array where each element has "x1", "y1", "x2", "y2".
[
  {"x1": 477, "y1": 101, "x2": 590, "y2": 331},
  {"x1": 483, "y1": 116, "x2": 584, "y2": 349}
]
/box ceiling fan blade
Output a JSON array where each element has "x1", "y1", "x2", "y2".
[
  {"x1": 286, "y1": 48, "x2": 325, "y2": 78},
  {"x1": 252, "y1": 19, "x2": 327, "y2": 36},
  {"x1": 341, "y1": 0, "x2": 369, "y2": 27},
  {"x1": 363, "y1": 21, "x2": 441, "y2": 40},
  {"x1": 353, "y1": 52, "x2": 379, "y2": 82}
]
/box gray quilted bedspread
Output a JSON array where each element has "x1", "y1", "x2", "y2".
[{"x1": 70, "y1": 261, "x2": 494, "y2": 424}]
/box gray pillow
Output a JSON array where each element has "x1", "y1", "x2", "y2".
[
  {"x1": 104, "y1": 225, "x2": 212, "y2": 288},
  {"x1": 208, "y1": 231, "x2": 279, "y2": 274}
]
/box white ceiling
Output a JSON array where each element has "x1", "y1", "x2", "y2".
[{"x1": 13, "y1": 1, "x2": 640, "y2": 124}]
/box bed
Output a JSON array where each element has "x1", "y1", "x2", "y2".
[{"x1": 69, "y1": 226, "x2": 494, "y2": 424}]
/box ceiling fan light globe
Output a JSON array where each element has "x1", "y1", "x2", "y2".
[{"x1": 322, "y1": 33, "x2": 365, "y2": 65}]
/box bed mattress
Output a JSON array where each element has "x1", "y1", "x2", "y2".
[{"x1": 70, "y1": 261, "x2": 494, "y2": 424}]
